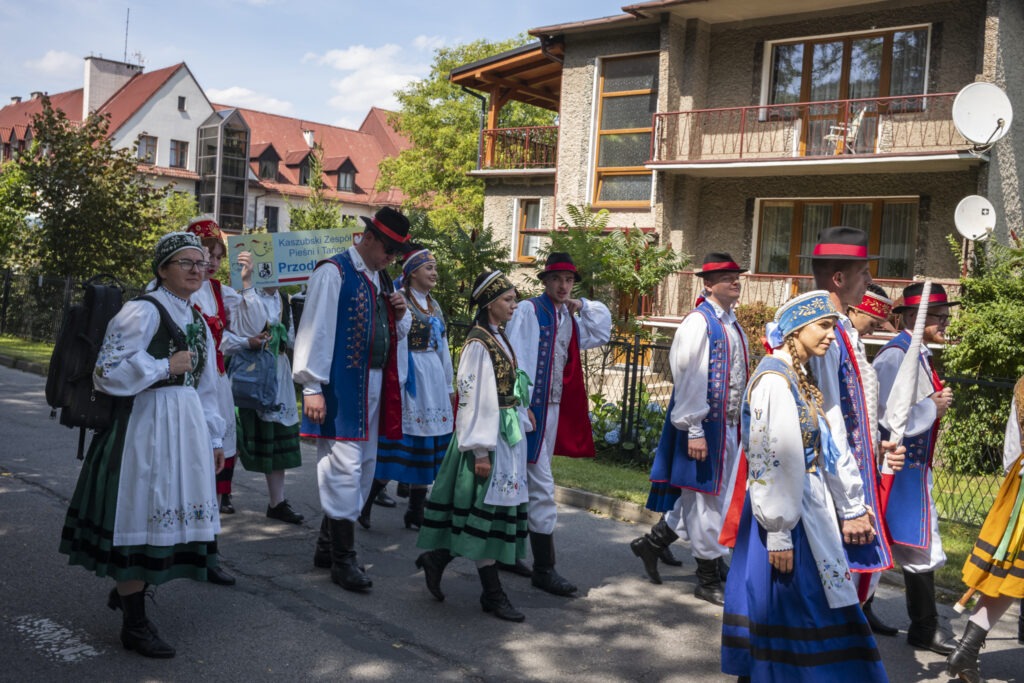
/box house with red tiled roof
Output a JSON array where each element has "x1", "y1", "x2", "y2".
[{"x1": 0, "y1": 55, "x2": 410, "y2": 233}]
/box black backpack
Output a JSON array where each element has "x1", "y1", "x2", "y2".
[{"x1": 46, "y1": 277, "x2": 186, "y2": 458}]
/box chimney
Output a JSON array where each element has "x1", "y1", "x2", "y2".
[
  {"x1": 30, "y1": 91, "x2": 44, "y2": 100},
  {"x1": 302, "y1": 129, "x2": 315, "y2": 148},
  {"x1": 82, "y1": 56, "x2": 143, "y2": 119},
  {"x1": 10, "y1": 96, "x2": 21, "y2": 104}
]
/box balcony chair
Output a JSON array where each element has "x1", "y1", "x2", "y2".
[{"x1": 824, "y1": 107, "x2": 866, "y2": 154}]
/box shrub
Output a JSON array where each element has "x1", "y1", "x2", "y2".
[{"x1": 589, "y1": 384, "x2": 666, "y2": 468}]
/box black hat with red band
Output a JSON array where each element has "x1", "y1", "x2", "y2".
[
  {"x1": 801, "y1": 225, "x2": 880, "y2": 261},
  {"x1": 892, "y1": 282, "x2": 960, "y2": 313},
  {"x1": 361, "y1": 207, "x2": 414, "y2": 254},
  {"x1": 694, "y1": 252, "x2": 746, "y2": 278},
  {"x1": 538, "y1": 252, "x2": 581, "y2": 283}
]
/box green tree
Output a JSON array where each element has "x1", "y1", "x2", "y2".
[
  {"x1": 16, "y1": 98, "x2": 166, "y2": 283},
  {"x1": 289, "y1": 143, "x2": 342, "y2": 232},
  {"x1": 377, "y1": 37, "x2": 557, "y2": 231},
  {"x1": 940, "y1": 237, "x2": 1024, "y2": 473},
  {"x1": 0, "y1": 161, "x2": 33, "y2": 271}
]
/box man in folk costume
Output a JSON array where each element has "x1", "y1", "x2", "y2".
[
  {"x1": 874, "y1": 281, "x2": 958, "y2": 654},
  {"x1": 505, "y1": 252, "x2": 612, "y2": 596},
  {"x1": 631, "y1": 253, "x2": 748, "y2": 605},
  {"x1": 805, "y1": 226, "x2": 903, "y2": 634},
  {"x1": 293, "y1": 207, "x2": 413, "y2": 592}
]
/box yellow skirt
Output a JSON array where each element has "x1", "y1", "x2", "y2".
[{"x1": 961, "y1": 453, "x2": 1024, "y2": 598}]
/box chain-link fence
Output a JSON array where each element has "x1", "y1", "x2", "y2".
[{"x1": 5, "y1": 271, "x2": 1008, "y2": 526}]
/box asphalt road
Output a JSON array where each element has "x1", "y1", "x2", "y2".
[{"x1": 0, "y1": 363, "x2": 1019, "y2": 682}]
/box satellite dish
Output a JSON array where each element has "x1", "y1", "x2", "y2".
[
  {"x1": 952, "y1": 82, "x2": 1013, "y2": 146},
  {"x1": 954, "y1": 195, "x2": 996, "y2": 241}
]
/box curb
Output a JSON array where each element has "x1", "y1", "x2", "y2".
[{"x1": 0, "y1": 353, "x2": 47, "y2": 376}]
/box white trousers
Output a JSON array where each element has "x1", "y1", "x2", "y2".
[
  {"x1": 666, "y1": 426, "x2": 740, "y2": 560},
  {"x1": 527, "y1": 404, "x2": 560, "y2": 534},
  {"x1": 892, "y1": 474, "x2": 946, "y2": 573},
  {"x1": 316, "y1": 369, "x2": 382, "y2": 521}
]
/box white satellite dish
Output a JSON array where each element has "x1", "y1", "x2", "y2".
[
  {"x1": 952, "y1": 82, "x2": 1013, "y2": 146},
  {"x1": 954, "y1": 195, "x2": 996, "y2": 241}
]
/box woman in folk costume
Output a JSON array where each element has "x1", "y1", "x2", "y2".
[
  {"x1": 366, "y1": 248, "x2": 454, "y2": 530},
  {"x1": 185, "y1": 217, "x2": 246, "y2": 520},
  {"x1": 415, "y1": 271, "x2": 534, "y2": 622},
  {"x1": 59, "y1": 233, "x2": 227, "y2": 659},
  {"x1": 721, "y1": 290, "x2": 887, "y2": 682},
  {"x1": 230, "y1": 256, "x2": 304, "y2": 525},
  {"x1": 946, "y1": 375, "x2": 1024, "y2": 683}
]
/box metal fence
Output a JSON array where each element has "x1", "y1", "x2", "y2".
[{"x1": 5, "y1": 272, "x2": 1008, "y2": 527}]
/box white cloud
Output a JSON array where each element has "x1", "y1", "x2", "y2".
[
  {"x1": 304, "y1": 41, "x2": 436, "y2": 128},
  {"x1": 206, "y1": 86, "x2": 295, "y2": 115},
  {"x1": 23, "y1": 50, "x2": 80, "y2": 77},
  {"x1": 412, "y1": 35, "x2": 446, "y2": 52}
]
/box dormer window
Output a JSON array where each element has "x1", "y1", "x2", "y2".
[
  {"x1": 337, "y1": 170, "x2": 354, "y2": 192},
  {"x1": 298, "y1": 161, "x2": 310, "y2": 185},
  {"x1": 259, "y1": 159, "x2": 278, "y2": 180}
]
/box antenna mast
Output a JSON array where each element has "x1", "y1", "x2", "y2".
[{"x1": 123, "y1": 8, "x2": 130, "y2": 63}]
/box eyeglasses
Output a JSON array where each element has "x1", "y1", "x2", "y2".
[
  {"x1": 926, "y1": 314, "x2": 950, "y2": 323},
  {"x1": 168, "y1": 259, "x2": 211, "y2": 272}
]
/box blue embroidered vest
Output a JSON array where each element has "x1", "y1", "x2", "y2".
[
  {"x1": 300, "y1": 251, "x2": 395, "y2": 441},
  {"x1": 878, "y1": 331, "x2": 942, "y2": 549},
  {"x1": 834, "y1": 324, "x2": 893, "y2": 571},
  {"x1": 646, "y1": 301, "x2": 747, "y2": 510}
]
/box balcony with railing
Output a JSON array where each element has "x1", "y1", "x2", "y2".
[
  {"x1": 650, "y1": 93, "x2": 979, "y2": 176},
  {"x1": 478, "y1": 126, "x2": 558, "y2": 173}
]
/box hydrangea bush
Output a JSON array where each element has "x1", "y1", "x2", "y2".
[{"x1": 589, "y1": 385, "x2": 667, "y2": 467}]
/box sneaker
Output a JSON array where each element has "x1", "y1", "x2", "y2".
[{"x1": 266, "y1": 500, "x2": 304, "y2": 524}]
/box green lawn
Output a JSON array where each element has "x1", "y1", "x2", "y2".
[{"x1": 0, "y1": 335, "x2": 54, "y2": 367}]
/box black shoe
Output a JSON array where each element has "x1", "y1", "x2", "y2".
[
  {"x1": 530, "y1": 532, "x2": 577, "y2": 596},
  {"x1": 404, "y1": 487, "x2": 428, "y2": 530},
  {"x1": 946, "y1": 620, "x2": 988, "y2": 683},
  {"x1": 329, "y1": 519, "x2": 372, "y2": 592},
  {"x1": 694, "y1": 558, "x2": 725, "y2": 606},
  {"x1": 374, "y1": 489, "x2": 397, "y2": 508},
  {"x1": 107, "y1": 586, "x2": 158, "y2": 635},
  {"x1": 659, "y1": 545, "x2": 683, "y2": 567},
  {"x1": 904, "y1": 570, "x2": 956, "y2": 655},
  {"x1": 479, "y1": 564, "x2": 525, "y2": 622},
  {"x1": 396, "y1": 482, "x2": 411, "y2": 498},
  {"x1": 415, "y1": 549, "x2": 452, "y2": 602},
  {"x1": 207, "y1": 565, "x2": 236, "y2": 586},
  {"x1": 629, "y1": 516, "x2": 680, "y2": 584},
  {"x1": 863, "y1": 595, "x2": 898, "y2": 637},
  {"x1": 267, "y1": 500, "x2": 304, "y2": 524},
  {"x1": 219, "y1": 494, "x2": 235, "y2": 514},
  {"x1": 119, "y1": 590, "x2": 175, "y2": 658},
  {"x1": 497, "y1": 559, "x2": 533, "y2": 577}
]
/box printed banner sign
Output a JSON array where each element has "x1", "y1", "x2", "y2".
[{"x1": 227, "y1": 227, "x2": 357, "y2": 288}]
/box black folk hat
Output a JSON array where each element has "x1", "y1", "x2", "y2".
[
  {"x1": 694, "y1": 252, "x2": 747, "y2": 278},
  {"x1": 801, "y1": 225, "x2": 880, "y2": 261},
  {"x1": 538, "y1": 252, "x2": 581, "y2": 283},
  {"x1": 892, "y1": 282, "x2": 961, "y2": 313},
  {"x1": 361, "y1": 207, "x2": 414, "y2": 254}
]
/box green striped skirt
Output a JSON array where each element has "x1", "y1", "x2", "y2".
[
  {"x1": 416, "y1": 434, "x2": 528, "y2": 564},
  {"x1": 236, "y1": 408, "x2": 302, "y2": 474}
]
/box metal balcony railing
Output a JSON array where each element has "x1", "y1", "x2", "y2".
[
  {"x1": 651, "y1": 93, "x2": 968, "y2": 165},
  {"x1": 480, "y1": 126, "x2": 558, "y2": 170}
]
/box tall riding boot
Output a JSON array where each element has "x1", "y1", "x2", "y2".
[
  {"x1": 357, "y1": 480, "x2": 388, "y2": 530},
  {"x1": 313, "y1": 515, "x2": 331, "y2": 569},
  {"x1": 329, "y1": 518, "x2": 372, "y2": 592},
  {"x1": 478, "y1": 564, "x2": 525, "y2": 622},
  {"x1": 119, "y1": 590, "x2": 175, "y2": 658},
  {"x1": 946, "y1": 621, "x2": 988, "y2": 683},
  {"x1": 863, "y1": 594, "x2": 899, "y2": 636},
  {"x1": 629, "y1": 516, "x2": 679, "y2": 584},
  {"x1": 530, "y1": 532, "x2": 577, "y2": 596},
  {"x1": 415, "y1": 548, "x2": 453, "y2": 601},
  {"x1": 694, "y1": 557, "x2": 725, "y2": 606},
  {"x1": 404, "y1": 487, "x2": 427, "y2": 530},
  {"x1": 904, "y1": 570, "x2": 956, "y2": 654}
]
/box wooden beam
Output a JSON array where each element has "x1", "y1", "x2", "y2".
[{"x1": 477, "y1": 76, "x2": 559, "y2": 107}]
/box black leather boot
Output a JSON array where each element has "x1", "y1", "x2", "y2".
[
  {"x1": 497, "y1": 558, "x2": 533, "y2": 577},
  {"x1": 415, "y1": 548, "x2": 453, "y2": 601},
  {"x1": 404, "y1": 487, "x2": 427, "y2": 530},
  {"x1": 863, "y1": 595, "x2": 899, "y2": 636},
  {"x1": 313, "y1": 515, "x2": 331, "y2": 569},
  {"x1": 478, "y1": 564, "x2": 525, "y2": 622},
  {"x1": 694, "y1": 557, "x2": 725, "y2": 606},
  {"x1": 659, "y1": 545, "x2": 683, "y2": 567},
  {"x1": 904, "y1": 570, "x2": 956, "y2": 654},
  {"x1": 329, "y1": 518, "x2": 372, "y2": 592},
  {"x1": 629, "y1": 516, "x2": 679, "y2": 584},
  {"x1": 107, "y1": 585, "x2": 158, "y2": 635},
  {"x1": 119, "y1": 590, "x2": 175, "y2": 658},
  {"x1": 357, "y1": 480, "x2": 388, "y2": 530},
  {"x1": 530, "y1": 532, "x2": 577, "y2": 596},
  {"x1": 946, "y1": 620, "x2": 988, "y2": 683}
]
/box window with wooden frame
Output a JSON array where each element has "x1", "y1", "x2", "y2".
[
  {"x1": 515, "y1": 199, "x2": 546, "y2": 263},
  {"x1": 169, "y1": 139, "x2": 189, "y2": 169},
  {"x1": 137, "y1": 135, "x2": 157, "y2": 164},
  {"x1": 593, "y1": 53, "x2": 659, "y2": 208},
  {"x1": 766, "y1": 26, "x2": 930, "y2": 155},
  {"x1": 756, "y1": 197, "x2": 918, "y2": 278}
]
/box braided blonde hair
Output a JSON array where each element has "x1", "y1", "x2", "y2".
[{"x1": 785, "y1": 334, "x2": 824, "y2": 411}]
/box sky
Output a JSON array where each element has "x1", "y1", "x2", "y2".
[{"x1": 0, "y1": 0, "x2": 615, "y2": 129}]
